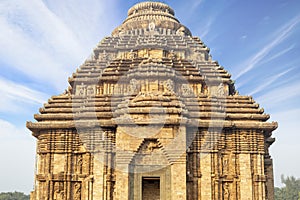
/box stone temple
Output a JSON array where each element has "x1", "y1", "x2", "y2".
[{"x1": 27, "y1": 2, "x2": 277, "y2": 200}]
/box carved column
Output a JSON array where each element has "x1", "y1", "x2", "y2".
[
  {"x1": 239, "y1": 153, "x2": 253, "y2": 199},
  {"x1": 200, "y1": 153, "x2": 212, "y2": 199}
]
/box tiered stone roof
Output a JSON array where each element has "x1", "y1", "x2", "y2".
[{"x1": 27, "y1": 1, "x2": 277, "y2": 135}]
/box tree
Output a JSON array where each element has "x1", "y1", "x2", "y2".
[
  {"x1": 275, "y1": 175, "x2": 300, "y2": 200},
  {"x1": 0, "y1": 191, "x2": 29, "y2": 200}
]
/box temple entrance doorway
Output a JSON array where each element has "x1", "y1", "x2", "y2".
[{"x1": 142, "y1": 177, "x2": 160, "y2": 200}]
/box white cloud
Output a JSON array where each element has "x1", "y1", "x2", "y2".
[
  {"x1": 260, "y1": 44, "x2": 295, "y2": 65},
  {"x1": 197, "y1": 17, "x2": 215, "y2": 40},
  {"x1": 191, "y1": 0, "x2": 205, "y2": 11},
  {"x1": 0, "y1": 119, "x2": 35, "y2": 193},
  {"x1": 42, "y1": 0, "x2": 119, "y2": 47},
  {"x1": 248, "y1": 67, "x2": 294, "y2": 96},
  {"x1": 256, "y1": 80, "x2": 300, "y2": 109},
  {"x1": 0, "y1": 77, "x2": 48, "y2": 113},
  {"x1": 0, "y1": 1, "x2": 120, "y2": 193},
  {"x1": 0, "y1": 0, "x2": 119, "y2": 91},
  {"x1": 241, "y1": 35, "x2": 247, "y2": 40},
  {"x1": 235, "y1": 15, "x2": 300, "y2": 79},
  {"x1": 0, "y1": 119, "x2": 23, "y2": 137}
]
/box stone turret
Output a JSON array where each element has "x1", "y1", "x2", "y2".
[{"x1": 112, "y1": 1, "x2": 191, "y2": 36}]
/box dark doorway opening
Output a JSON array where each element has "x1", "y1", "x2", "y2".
[{"x1": 142, "y1": 177, "x2": 160, "y2": 200}]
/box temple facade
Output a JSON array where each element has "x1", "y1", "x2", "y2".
[{"x1": 27, "y1": 2, "x2": 277, "y2": 200}]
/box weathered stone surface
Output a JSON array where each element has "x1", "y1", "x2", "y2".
[{"x1": 27, "y1": 1, "x2": 277, "y2": 200}]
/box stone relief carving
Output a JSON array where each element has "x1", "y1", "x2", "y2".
[
  {"x1": 87, "y1": 85, "x2": 95, "y2": 96},
  {"x1": 167, "y1": 50, "x2": 176, "y2": 59},
  {"x1": 76, "y1": 85, "x2": 86, "y2": 96},
  {"x1": 164, "y1": 79, "x2": 174, "y2": 92},
  {"x1": 53, "y1": 182, "x2": 64, "y2": 200},
  {"x1": 129, "y1": 79, "x2": 139, "y2": 94},
  {"x1": 74, "y1": 182, "x2": 81, "y2": 200},
  {"x1": 117, "y1": 27, "x2": 125, "y2": 36},
  {"x1": 141, "y1": 140, "x2": 160, "y2": 154},
  {"x1": 217, "y1": 83, "x2": 226, "y2": 96},
  {"x1": 222, "y1": 155, "x2": 229, "y2": 175},
  {"x1": 191, "y1": 52, "x2": 205, "y2": 61},
  {"x1": 176, "y1": 26, "x2": 187, "y2": 36},
  {"x1": 149, "y1": 22, "x2": 156, "y2": 32},
  {"x1": 128, "y1": 50, "x2": 137, "y2": 59},
  {"x1": 181, "y1": 84, "x2": 193, "y2": 96},
  {"x1": 77, "y1": 155, "x2": 83, "y2": 174},
  {"x1": 203, "y1": 85, "x2": 208, "y2": 95},
  {"x1": 223, "y1": 182, "x2": 230, "y2": 200}
]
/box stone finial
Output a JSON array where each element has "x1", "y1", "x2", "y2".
[{"x1": 112, "y1": 1, "x2": 192, "y2": 36}]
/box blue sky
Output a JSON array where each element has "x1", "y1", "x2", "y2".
[{"x1": 0, "y1": 0, "x2": 299, "y2": 194}]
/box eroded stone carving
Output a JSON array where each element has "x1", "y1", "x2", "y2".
[
  {"x1": 77, "y1": 155, "x2": 83, "y2": 174},
  {"x1": 164, "y1": 79, "x2": 174, "y2": 92},
  {"x1": 217, "y1": 83, "x2": 226, "y2": 96},
  {"x1": 181, "y1": 84, "x2": 193, "y2": 96},
  {"x1": 53, "y1": 182, "x2": 64, "y2": 200},
  {"x1": 223, "y1": 182, "x2": 230, "y2": 200},
  {"x1": 74, "y1": 182, "x2": 81, "y2": 200},
  {"x1": 129, "y1": 79, "x2": 139, "y2": 94},
  {"x1": 149, "y1": 22, "x2": 156, "y2": 32},
  {"x1": 176, "y1": 26, "x2": 187, "y2": 36}
]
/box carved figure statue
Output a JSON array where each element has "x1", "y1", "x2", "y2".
[
  {"x1": 176, "y1": 26, "x2": 186, "y2": 36},
  {"x1": 53, "y1": 182, "x2": 64, "y2": 200},
  {"x1": 164, "y1": 79, "x2": 174, "y2": 92},
  {"x1": 168, "y1": 50, "x2": 176, "y2": 59},
  {"x1": 87, "y1": 86, "x2": 95, "y2": 96},
  {"x1": 203, "y1": 85, "x2": 208, "y2": 95},
  {"x1": 217, "y1": 83, "x2": 225, "y2": 96},
  {"x1": 182, "y1": 84, "x2": 192, "y2": 96},
  {"x1": 129, "y1": 79, "x2": 139, "y2": 94},
  {"x1": 222, "y1": 156, "x2": 229, "y2": 174},
  {"x1": 78, "y1": 87, "x2": 85, "y2": 96},
  {"x1": 149, "y1": 22, "x2": 156, "y2": 32},
  {"x1": 223, "y1": 182, "x2": 230, "y2": 200},
  {"x1": 128, "y1": 50, "x2": 137, "y2": 59},
  {"x1": 77, "y1": 155, "x2": 83, "y2": 174},
  {"x1": 147, "y1": 142, "x2": 159, "y2": 152},
  {"x1": 74, "y1": 182, "x2": 81, "y2": 200}
]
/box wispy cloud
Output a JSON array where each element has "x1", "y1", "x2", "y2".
[
  {"x1": 191, "y1": 0, "x2": 205, "y2": 11},
  {"x1": 260, "y1": 44, "x2": 295, "y2": 65},
  {"x1": 235, "y1": 15, "x2": 300, "y2": 79},
  {"x1": 248, "y1": 67, "x2": 294, "y2": 96},
  {"x1": 256, "y1": 80, "x2": 300, "y2": 109},
  {"x1": 0, "y1": 76, "x2": 48, "y2": 113},
  {"x1": 199, "y1": 17, "x2": 214, "y2": 39},
  {"x1": 240, "y1": 35, "x2": 248, "y2": 40},
  {"x1": 0, "y1": 119, "x2": 27, "y2": 137},
  {"x1": 0, "y1": 0, "x2": 118, "y2": 91}
]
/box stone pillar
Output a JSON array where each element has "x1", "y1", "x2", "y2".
[
  {"x1": 239, "y1": 154, "x2": 253, "y2": 200},
  {"x1": 115, "y1": 165, "x2": 130, "y2": 199},
  {"x1": 200, "y1": 153, "x2": 212, "y2": 199},
  {"x1": 166, "y1": 126, "x2": 187, "y2": 200},
  {"x1": 92, "y1": 153, "x2": 105, "y2": 199},
  {"x1": 114, "y1": 127, "x2": 141, "y2": 200},
  {"x1": 255, "y1": 154, "x2": 266, "y2": 200},
  {"x1": 170, "y1": 159, "x2": 187, "y2": 200}
]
